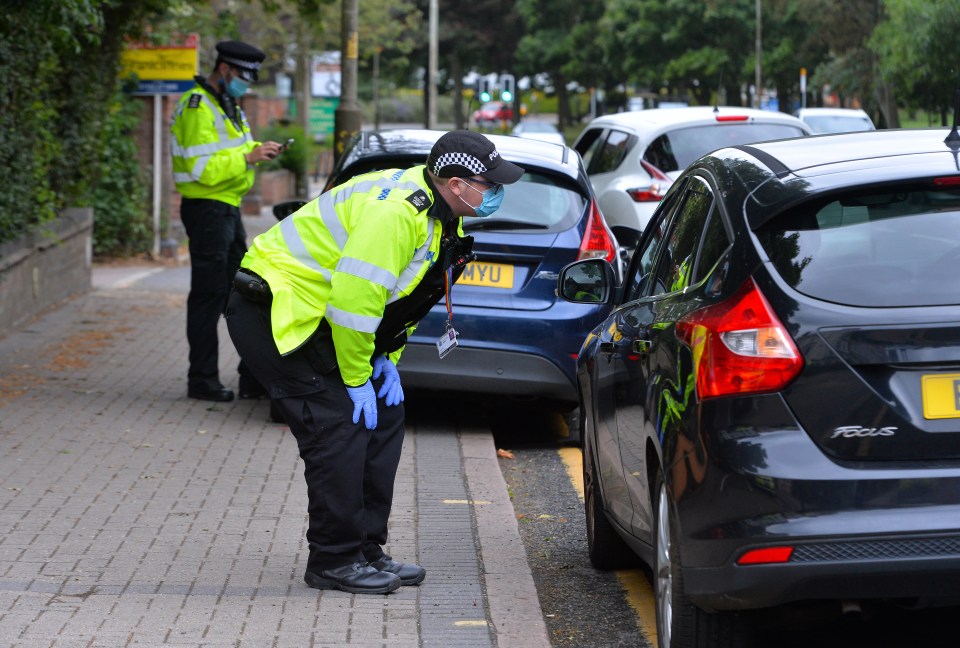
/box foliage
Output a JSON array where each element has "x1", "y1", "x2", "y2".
[
  {"x1": 90, "y1": 90, "x2": 152, "y2": 257},
  {"x1": 871, "y1": 0, "x2": 960, "y2": 124},
  {"x1": 0, "y1": 0, "x2": 172, "y2": 251}
]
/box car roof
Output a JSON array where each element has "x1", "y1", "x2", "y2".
[
  {"x1": 706, "y1": 128, "x2": 959, "y2": 229},
  {"x1": 794, "y1": 107, "x2": 870, "y2": 118},
  {"x1": 340, "y1": 128, "x2": 579, "y2": 178},
  {"x1": 738, "y1": 128, "x2": 954, "y2": 174},
  {"x1": 582, "y1": 105, "x2": 812, "y2": 134}
]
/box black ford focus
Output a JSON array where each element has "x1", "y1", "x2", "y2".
[{"x1": 558, "y1": 128, "x2": 960, "y2": 647}]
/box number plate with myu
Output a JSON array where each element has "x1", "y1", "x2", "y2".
[
  {"x1": 921, "y1": 373, "x2": 960, "y2": 419},
  {"x1": 458, "y1": 261, "x2": 514, "y2": 288}
]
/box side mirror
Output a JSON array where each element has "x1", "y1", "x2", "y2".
[
  {"x1": 557, "y1": 258, "x2": 615, "y2": 304},
  {"x1": 272, "y1": 200, "x2": 308, "y2": 221}
]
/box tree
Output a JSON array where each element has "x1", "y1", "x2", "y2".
[
  {"x1": 798, "y1": 0, "x2": 899, "y2": 127},
  {"x1": 871, "y1": 0, "x2": 960, "y2": 125}
]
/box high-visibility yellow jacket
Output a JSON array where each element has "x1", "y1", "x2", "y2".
[
  {"x1": 242, "y1": 166, "x2": 463, "y2": 387},
  {"x1": 170, "y1": 78, "x2": 259, "y2": 206}
]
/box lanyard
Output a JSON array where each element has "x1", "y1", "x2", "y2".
[{"x1": 444, "y1": 265, "x2": 454, "y2": 323}]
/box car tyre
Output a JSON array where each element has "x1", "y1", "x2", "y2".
[
  {"x1": 654, "y1": 474, "x2": 751, "y2": 648},
  {"x1": 584, "y1": 446, "x2": 640, "y2": 570}
]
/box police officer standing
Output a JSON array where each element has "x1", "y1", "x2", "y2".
[
  {"x1": 225, "y1": 131, "x2": 524, "y2": 594},
  {"x1": 171, "y1": 40, "x2": 280, "y2": 402}
]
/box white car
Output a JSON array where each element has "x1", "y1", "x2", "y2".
[
  {"x1": 794, "y1": 107, "x2": 876, "y2": 134},
  {"x1": 510, "y1": 120, "x2": 565, "y2": 146},
  {"x1": 572, "y1": 107, "x2": 812, "y2": 239}
]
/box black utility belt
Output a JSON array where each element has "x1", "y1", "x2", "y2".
[{"x1": 234, "y1": 269, "x2": 272, "y2": 303}]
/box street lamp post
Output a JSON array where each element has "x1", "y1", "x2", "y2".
[{"x1": 334, "y1": 0, "x2": 362, "y2": 165}]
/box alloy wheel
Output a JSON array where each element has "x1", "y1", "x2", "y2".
[{"x1": 656, "y1": 481, "x2": 672, "y2": 648}]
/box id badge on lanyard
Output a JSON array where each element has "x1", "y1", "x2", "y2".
[{"x1": 436, "y1": 265, "x2": 459, "y2": 359}]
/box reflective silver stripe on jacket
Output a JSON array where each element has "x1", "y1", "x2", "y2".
[
  {"x1": 279, "y1": 217, "x2": 332, "y2": 281},
  {"x1": 172, "y1": 93, "x2": 253, "y2": 182},
  {"x1": 336, "y1": 257, "x2": 399, "y2": 292},
  {"x1": 325, "y1": 305, "x2": 381, "y2": 334},
  {"x1": 387, "y1": 218, "x2": 435, "y2": 304}
]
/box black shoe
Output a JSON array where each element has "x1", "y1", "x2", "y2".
[
  {"x1": 304, "y1": 562, "x2": 401, "y2": 594},
  {"x1": 369, "y1": 556, "x2": 426, "y2": 586},
  {"x1": 238, "y1": 378, "x2": 268, "y2": 400},
  {"x1": 188, "y1": 384, "x2": 235, "y2": 402}
]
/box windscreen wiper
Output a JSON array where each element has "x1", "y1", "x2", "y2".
[{"x1": 462, "y1": 219, "x2": 548, "y2": 231}]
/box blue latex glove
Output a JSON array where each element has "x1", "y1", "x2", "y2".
[
  {"x1": 372, "y1": 355, "x2": 404, "y2": 407},
  {"x1": 346, "y1": 381, "x2": 378, "y2": 429}
]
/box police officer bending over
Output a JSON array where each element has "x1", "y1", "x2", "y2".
[{"x1": 226, "y1": 130, "x2": 524, "y2": 594}]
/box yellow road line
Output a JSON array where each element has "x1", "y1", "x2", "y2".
[{"x1": 557, "y1": 447, "x2": 658, "y2": 644}]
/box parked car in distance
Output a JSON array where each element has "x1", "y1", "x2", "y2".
[
  {"x1": 472, "y1": 101, "x2": 513, "y2": 127},
  {"x1": 558, "y1": 127, "x2": 960, "y2": 647},
  {"x1": 295, "y1": 129, "x2": 619, "y2": 440},
  {"x1": 794, "y1": 106, "x2": 876, "y2": 133},
  {"x1": 573, "y1": 106, "x2": 812, "y2": 247},
  {"x1": 511, "y1": 120, "x2": 565, "y2": 146}
]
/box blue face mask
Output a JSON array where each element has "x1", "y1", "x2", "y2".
[
  {"x1": 460, "y1": 180, "x2": 504, "y2": 218},
  {"x1": 225, "y1": 76, "x2": 249, "y2": 98}
]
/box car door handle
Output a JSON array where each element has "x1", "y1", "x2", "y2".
[{"x1": 633, "y1": 337, "x2": 655, "y2": 354}]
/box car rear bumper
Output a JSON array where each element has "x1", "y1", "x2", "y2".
[
  {"x1": 672, "y1": 394, "x2": 960, "y2": 610},
  {"x1": 685, "y1": 534, "x2": 960, "y2": 611},
  {"x1": 397, "y1": 343, "x2": 577, "y2": 402}
]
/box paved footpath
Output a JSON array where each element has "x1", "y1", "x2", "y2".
[{"x1": 0, "y1": 213, "x2": 549, "y2": 647}]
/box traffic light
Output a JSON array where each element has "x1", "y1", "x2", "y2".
[
  {"x1": 478, "y1": 78, "x2": 492, "y2": 103},
  {"x1": 500, "y1": 73, "x2": 515, "y2": 103}
]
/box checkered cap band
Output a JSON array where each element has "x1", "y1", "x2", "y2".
[
  {"x1": 432, "y1": 152, "x2": 487, "y2": 176},
  {"x1": 221, "y1": 55, "x2": 261, "y2": 72}
]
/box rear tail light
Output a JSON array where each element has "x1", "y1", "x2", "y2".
[
  {"x1": 626, "y1": 160, "x2": 671, "y2": 202},
  {"x1": 676, "y1": 277, "x2": 803, "y2": 399},
  {"x1": 933, "y1": 176, "x2": 960, "y2": 186},
  {"x1": 715, "y1": 114, "x2": 749, "y2": 122},
  {"x1": 737, "y1": 546, "x2": 794, "y2": 565},
  {"x1": 577, "y1": 199, "x2": 617, "y2": 264}
]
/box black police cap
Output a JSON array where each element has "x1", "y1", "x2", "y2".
[{"x1": 215, "y1": 40, "x2": 265, "y2": 82}]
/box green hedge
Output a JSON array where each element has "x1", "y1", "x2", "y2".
[{"x1": 0, "y1": 1, "x2": 168, "y2": 256}]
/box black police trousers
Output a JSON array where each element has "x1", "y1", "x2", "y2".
[
  {"x1": 181, "y1": 198, "x2": 254, "y2": 390},
  {"x1": 224, "y1": 290, "x2": 404, "y2": 572}
]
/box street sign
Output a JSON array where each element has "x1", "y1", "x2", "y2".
[
  {"x1": 310, "y1": 97, "x2": 340, "y2": 141},
  {"x1": 312, "y1": 52, "x2": 342, "y2": 98},
  {"x1": 120, "y1": 33, "x2": 199, "y2": 96}
]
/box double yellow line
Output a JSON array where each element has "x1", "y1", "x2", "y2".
[{"x1": 557, "y1": 447, "x2": 659, "y2": 643}]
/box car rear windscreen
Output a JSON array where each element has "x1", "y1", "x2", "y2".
[
  {"x1": 757, "y1": 186, "x2": 960, "y2": 307},
  {"x1": 643, "y1": 124, "x2": 807, "y2": 173},
  {"x1": 465, "y1": 170, "x2": 587, "y2": 232}
]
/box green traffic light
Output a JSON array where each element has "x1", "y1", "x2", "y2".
[
  {"x1": 501, "y1": 90, "x2": 513, "y2": 102},
  {"x1": 480, "y1": 92, "x2": 491, "y2": 102}
]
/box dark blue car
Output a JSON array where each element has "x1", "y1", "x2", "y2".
[{"x1": 319, "y1": 129, "x2": 620, "y2": 439}]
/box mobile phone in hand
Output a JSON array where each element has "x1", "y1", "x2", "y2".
[{"x1": 279, "y1": 138, "x2": 295, "y2": 153}]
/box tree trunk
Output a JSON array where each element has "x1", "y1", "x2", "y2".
[
  {"x1": 556, "y1": 73, "x2": 570, "y2": 128},
  {"x1": 874, "y1": 80, "x2": 900, "y2": 128}
]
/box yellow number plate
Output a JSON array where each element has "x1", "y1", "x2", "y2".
[
  {"x1": 458, "y1": 261, "x2": 515, "y2": 289},
  {"x1": 921, "y1": 373, "x2": 960, "y2": 419}
]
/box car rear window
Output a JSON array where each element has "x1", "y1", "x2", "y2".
[
  {"x1": 469, "y1": 169, "x2": 587, "y2": 232},
  {"x1": 643, "y1": 124, "x2": 807, "y2": 173},
  {"x1": 756, "y1": 186, "x2": 960, "y2": 307}
]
